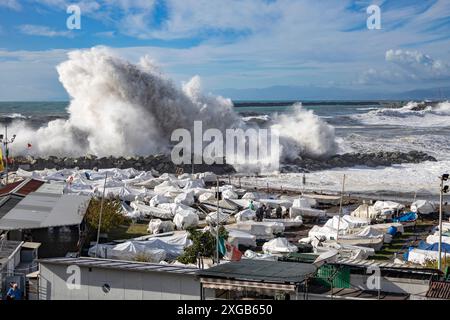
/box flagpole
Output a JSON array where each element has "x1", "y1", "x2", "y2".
[
  {"x1": 95, "y1": 171, "x2": 108, "y2": 258},
  {"x1": 5, "y1": 125, "x2": 8, "y2": 185}
]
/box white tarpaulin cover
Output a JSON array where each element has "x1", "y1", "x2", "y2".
[
  {"x1": 408, "y1": 248, "x2": 450, "y2": 265},
  {"x1": 173, "y1": 210, "x2": 199, "y2": 229},
  {"x1": 411, "y1": 200, "x2": 435, "y2": 215},
  {"x1": 229, "y1": 221, "x2": 284, "y2": 239},
  {"x1": 228, "y1": 230, "x2": 257, "y2": 247},
  {"x1": 351, "y1": 204, "x2": 378, "y2": 220},
  {"x1": 147, "y1": 219, "x2": 175, "y2": 234},
  {"x1": 290, "y1": 199, "x2": 325, "y2": 218},
  {"x1": 174, "y1": 192, "x2": 195, "y2": 206},
  {"x1": 197, "y1": 172, "x2": 217, "y2": 182},
  {"x1": 373, "y1": 201, "x2": 405, "y2": 217},
  {"x1": 235, "y1": 209, "x2": 256, "y2": 222},
  {"x1": 244, "y1": 250, "x2": 277, "y2": 261},
  {"x1": 149, "y1": 194, "x2": 171, "y2": 207},
  {"x1": 206, "y1": 210, "x2": 231, "y2": 225},
  {"x1": 324, "y1": 215, "x2": 369, "y2": 232},
  {"x1": 88, "y1": 242, "x2": 166, "y2": 262},
  {"x1": 263, "y1": 217, "x2": 303, "y2": 228},
  {"x1": 427, "y1": 234, "x2": 450, "y2": 245},
  {"x1": 199, "y1": 192, "x2": 215, "y2": 203},
  {"x1": 262, "y1": 238, "x2": 298, "y2": 254},
  {"x1": 222, "y1": 189, "x2": 238, "y2": 200},
  {"x1": 242, "y1": 192, "x2": 257, "y2": 200},
  {"x1": 130, "y1": 201, "x2": 174, "y2": 219}
]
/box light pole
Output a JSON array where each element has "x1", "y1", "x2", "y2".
[
  {"x1": 438, "y1": 174, "x2": 449, "y2": 271},
  {"x1": 0, "y1": 125, "x2": 17, "y2": 185}
]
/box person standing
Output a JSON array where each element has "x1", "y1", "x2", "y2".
[
  {"x1": 256, "y1": 204, "x2": 265, "y2": 222},
  {"x1": 6, "y1": 282, "x2": 22, "y2": 300},
  {"x1": 265, "y1": 205, "x2": 272, "y2": 219},
  {"x1": 276, "y1": 204, "x2": 283, "y2": 219},
  {"x1": 248, "y1": 200, "x2": 255, "y2": 211}
]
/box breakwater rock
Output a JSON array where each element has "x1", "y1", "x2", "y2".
[
  {"x1": 9, "y1": 154, "x2": 236, "y2": 175},
  {"x1": 281, "y1": 151, "x2": 437, "y2": 173},
  {"x1": 8, "y1": 151, "x2": 436, "y2": 175}
]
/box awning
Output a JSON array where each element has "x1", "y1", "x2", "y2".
[{"x1": 201, "y1": 277, "x2": 297, "y2": 294}]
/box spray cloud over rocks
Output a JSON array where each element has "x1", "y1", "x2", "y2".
[{"x1": 9, "y1": 47, "x2": 337, "y2": 168}]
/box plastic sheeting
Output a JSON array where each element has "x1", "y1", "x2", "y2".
[
  {"x1": 263, "y1": 217, "x2": 303, "y2": 228},
  {"x1": 262, "y1": 238, "x2": 298, "y2": 254},
  {"x1": 351, "y1": 204, "x2": 378, "y2": 220},
  {"x1": 173, "y1": 210, "x2": 199, "y2": 229},
  {"x1": 324, "y1": 215, "x2": 369, "y2": 232},
  {"x1": 229, "y1": 221, "x2": 284, "y2": 239},
  {"x1": 228, "y1": 230, "x2": 257, "y2": 248},
  {"x1": 242, "y1": 192, "x2": 257, "y2": 200},
  {"x1": 89, "y1": 242, "x2": 167, "y2": 262},
  {"x1": 206, "y1": 210, "x2": 231, "y2": 225},
  {"x1": 199, "y1": 192, "x2": 215, "y2": 203},
  {"x1": 407, "y1": 248, "x2": 450, "y2": 265},
  {"x1": 147, "y1": 219, "x2": 175, "y2": 234},
  {"x1": 90, "y1": 232, "x2": 192, "y2": 261},
  {"x1": 235, "y1": 209, "x2": 256, "y2": 222},
  {"x1": 222, "y1": 189, "x2": 238, "y2": 200},
  {"x1": 174, "y1": 192, "x2": 195, "y2": 206},
  {"x1": 244, "y1": 250, "x2": 277, "y2": 261},
  {"x1": 373, "y1": 201, "x2": 405, "y2": 217},
  {"x1": 130, "y1": 201, "x2": 174, "y2": 219},
  {"x1": 197, "y1": 172, "x2": 217, "y2": 182},
  {"x1": 411, "y1": 200, "x2": 435, "y2": 215},
  {"x1": 149, "y1": 194, "x2": 171, "y2": 207}
]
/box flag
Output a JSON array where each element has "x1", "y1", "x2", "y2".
[
  {"x1": 224, "y1": 242, "x2": 242, "y2": 261},
  {"x1": 27, "y1": 143, "x2": 32, "y2": 149},
  {"x1": 218, "y1": 236, "x2": 227, "y2": 257}
]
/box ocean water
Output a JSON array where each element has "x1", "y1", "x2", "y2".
[
  {"x1": 1, "y1": 100, "x2": 449, "y2": 159},
  {"x1": 0, "y1": 99, "x2": 449, "y2": 194}
]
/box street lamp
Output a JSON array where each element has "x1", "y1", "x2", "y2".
[
  {"x1": 438, "y1": 174, "x2": 449, "y2": 271},
  {"x1": 0, "y1": 125, "x2": 16, "y2": 185}
]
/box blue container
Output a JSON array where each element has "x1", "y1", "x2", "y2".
[{"x1": 387, "y1": 226, "x2": 398, "y2": 236}]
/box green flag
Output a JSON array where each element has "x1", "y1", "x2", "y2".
[{"x1": 218, "y1": 236, "x2": 226, "y2": 257}]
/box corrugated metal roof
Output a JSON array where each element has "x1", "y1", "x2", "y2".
[
  {"x1": 197, "y1": 260, "x2": 317, "y2": 284},
  {"x1": 36, "y1": 183, "x2": 64, "y2": 195},
  {"x1": 0, "y1": 178, "x2": 45, "y2": 197},
  {"x1": 426, "y1": 281, "x2": 450, "y2": 300},
  {"x1": 0, "y1": 192, "x2": 90, "y2": 230},
  {"x1": 38, "y1": 257, "x2": 198, "y2": 275}
]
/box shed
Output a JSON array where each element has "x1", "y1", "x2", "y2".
[{"x1": 197, "y1": 260, "x2": 317, "y2": 299}]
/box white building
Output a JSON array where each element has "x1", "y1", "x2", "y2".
[{"x1": 38, "y1": 257, "x2": 212, "y2": 300}]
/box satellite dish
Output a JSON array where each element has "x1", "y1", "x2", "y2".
[{"x1": 313, "y1": 248, "x2": 338, "y2": 268}]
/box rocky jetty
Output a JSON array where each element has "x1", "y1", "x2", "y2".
[
  {"x1": 8, "y1": 150, "x2": 436, "y2": 175},
  {"x1": 281, "y1": 151, "x2": 437, "y2": 173},
  {"x1": 8, "y1": 154, "x2": 236, "y2": 175}
]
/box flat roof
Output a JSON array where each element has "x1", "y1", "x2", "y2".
[
  {"x1": 38, "y1": 257, "x2": 198, "y2": 275},
  {"x1": 0, "y1": 192, "x2": 90, "y2": 230},
  {"x1": 334, "y1": 258, "x2": 441, "y2": 274},
  {"x1": 197, "y1": 260, "x2": 317, "y2": 284}
]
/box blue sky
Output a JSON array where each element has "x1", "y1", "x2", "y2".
[{"x1": 0, "y1": 0, "x2": 449, "y2": 100}]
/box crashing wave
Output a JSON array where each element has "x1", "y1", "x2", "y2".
[
  {"x1": 351, "y1": 101, "x2": 450, "y2": 127},
  {"x1": 8, "y1": 47, "x2": 337, "y2": 170}
]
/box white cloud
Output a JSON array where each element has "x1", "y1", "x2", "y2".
[
  {"x1": 360, "y1": 49, "x2": 450, "y2": 85},
  {"x1": 386, "y1": 49, "x2": 450, "y2": 76},
  {"x1": 18, "y1": 25, "x2": 73, "y2": 38},
  {"x1": 0, "y1": 0, "x2": 21, "y2": 10}
]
